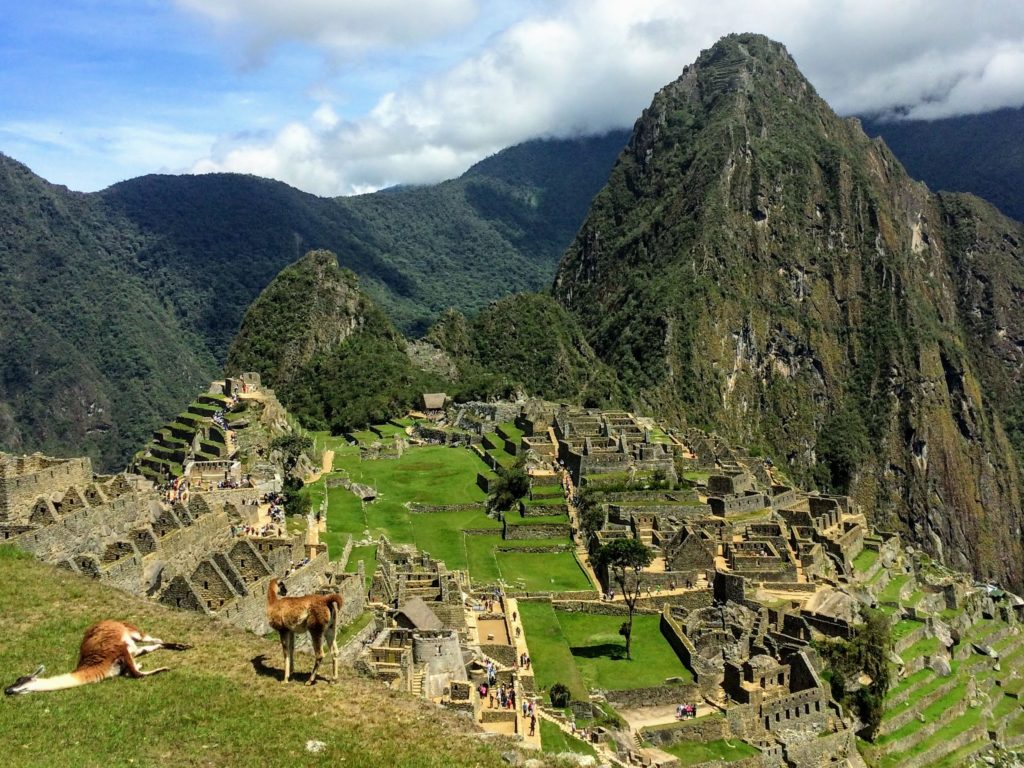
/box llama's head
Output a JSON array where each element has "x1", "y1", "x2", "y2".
[{"x1": 4, "y1": 665, "x2": 44, "y2": 696}]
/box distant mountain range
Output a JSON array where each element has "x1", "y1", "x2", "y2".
[
  {"x1": 0, "y1": 130, "x2": 627, "y2": 468},
  {"x1": 862, "y1": 106, "x2": 1024, "y2": 223}
]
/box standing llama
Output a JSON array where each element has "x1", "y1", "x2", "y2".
[
  {"x1": 5, "y1": 620, "x2": 192, "y2": 695},
  {"x1": 266, "y1": 578, "x2": 342, "y2": 684}
]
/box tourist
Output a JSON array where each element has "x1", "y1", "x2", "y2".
[
  {"x1": 529, "y1": 713, "x2": 536, "y2": 736},
  {"x1": 522, "y1": 700, "x2": 529, "y2": 717}
]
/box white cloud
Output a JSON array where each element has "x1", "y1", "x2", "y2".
[
  {"x1": 187, "y1": 0, "x2": 1024, "y2": 195},
  {"x1": 0, "y1": 120, "x2": 216, "y2": 190},
  {"x1": 173, "y1": 0, "x2": 479, "y2": 56}
]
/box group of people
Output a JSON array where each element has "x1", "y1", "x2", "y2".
[
  {"x1": 517, "y1": 652, "x2": 531, "y2": 670},
  {"x1": 232, "y1": 522, "x2": 282, "y2": 538},
  {"x1": 675, "y1": 703, "x2": 697, "y2": 720}
]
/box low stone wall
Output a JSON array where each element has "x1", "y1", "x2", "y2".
[
  {"x1": 337, "y1": 615, "x2": 381, "y2": 665},
  {"x1": 783, "y1": 729, "x2": 852, "y2": 768},
  {"x1": 503, "y1": 521, "x2": 571, "y2": 539},
  {"x1": 606, "y1": 682, "x2": 700, "y2": 709},
  {"x1": 480, "y1": 644, "x2": 517, "y2": 667},
  {"x1": 641, "y1": 713, "x2": 731, "y2": 747},
  {"x1": 552, "y1": 599, "x2": 641, "y2": 615},
  {"x1": 408, "y1": 503, "x2": 485, "y2": 513}
]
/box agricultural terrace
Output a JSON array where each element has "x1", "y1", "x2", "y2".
[{"x1": 306, "y1": 426, "x2": 590, "y2": 591}]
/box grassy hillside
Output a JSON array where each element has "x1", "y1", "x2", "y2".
[{"x1": 0, "y1": 546, "x2": 513, "y2": 768}]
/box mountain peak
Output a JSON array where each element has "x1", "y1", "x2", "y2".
[{"x1": 554, "y1": 35, "x2": 1024, "y2": 589}]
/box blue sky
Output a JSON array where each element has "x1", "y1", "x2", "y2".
[{"x1": 3, "y1": 1, "x2": 1024, "y2": 195}]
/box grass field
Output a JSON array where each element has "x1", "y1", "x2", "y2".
[
  {"x1": 519, "y1": 602, "x2": 692, "y2": 700},
  {"x1": 657, "y1": 737, "x2": 759, "y2": 765},
  {"x1": 319, "y1": 442, "x2": 585, "y2": 591},
  {"x1": 539, "y1": 719, "x2": 597, "y2": 757},
  {"x1": 0, "y1": 546, "x2": 513, "y2": 768}
]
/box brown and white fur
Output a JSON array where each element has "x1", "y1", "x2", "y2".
[
  {"x1": 267, "y1": 578, "x2": 342, "y2": 685},
  {"x1": 5, "y1": 620, "x2": 192, "y2": 695}
]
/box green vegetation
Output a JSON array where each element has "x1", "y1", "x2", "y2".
[
  {"x1": 0, "y1": 546, "x2": 510, "y2": 768},
  {"x1": 520, "y1": 600, "x2": 691, "y2": 701},
  {"x1": 0, "y1": 130, "x2": 628, "y2": 469},
  {"x1": 657, "y1": 737, "x2": 760, "y2": 765},
  {"x1": 539, "y1": 719, "x2": 597, "y2": 757},
  {"x1": 816, "y1": 608, "x2": 892, "y2": 740},
  {"x1": 592, "y1": 538, "x2": 655, "y2": 659}
]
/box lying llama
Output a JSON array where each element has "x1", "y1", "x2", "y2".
[
  {"x1": 266, "y1": 578, "x2": 342, "y2": 684},
  {"x1": 5, "y1": 620, "x2": 192, "y2": 695}
]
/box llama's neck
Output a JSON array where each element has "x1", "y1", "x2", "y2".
[{"x1": 22, "y1": 672, "x2": 87, "y2": 692}]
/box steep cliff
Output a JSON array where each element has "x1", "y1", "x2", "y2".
[{"x1": 554, "y1": 33, "x2": 1024, "y2": 587}]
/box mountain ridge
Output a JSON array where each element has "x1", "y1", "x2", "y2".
[{"x1": 553, "y1": 33, "x2": 1024, "y2": 588}]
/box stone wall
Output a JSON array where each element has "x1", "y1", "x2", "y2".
[
  {"x1": 502, "y1": 521, "x2": 571, "y2": 539},
  {"x1": 641, "y1": 713, "x2": 731, "y2": 747},
  {"x1": 0, "y1": 454, "x2": 93, "y2": 521},
  {"x1": 606, "y1": 682, "x2": 700, "y2": 709}
]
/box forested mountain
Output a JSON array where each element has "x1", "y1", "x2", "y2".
[
  {"x1": 0, "y1": 131, "x2": 626, "y2": 468},
  {"x1": 226, "y1": 251, "x2": 621, "y2": 433},
  {"x1": 863, "y1": 107, "x2": 1024, "y2": 223},
  {"x1": 554, "y1": 33, "x2": 1024, "y2": 589}
]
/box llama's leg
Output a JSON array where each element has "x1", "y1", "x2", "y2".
[
  {"x1": 131, "y1": 631, "x2": 192, "y2": 654},
  {"x1": 280, "y1": 631, "x2": 292, "y2": 682},
  {"x1": 121, "y1": 647, "x2": 169, "y2": 678},
  {"x1": 307, "y1": 628, "x2": 324, "y2": 686},
  {"x1": 328, "y1": 618, "x2": 340, "y2": 681}
]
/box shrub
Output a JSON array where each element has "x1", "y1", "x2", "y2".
[{"x1": 549, "y1": 682, "x2": 571, "y2": 708}]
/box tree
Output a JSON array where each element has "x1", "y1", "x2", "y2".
[
  {"x1": 593, "y1": 538, "x2": 654, "y2": 659},
  {"x1": 577, "y1": 489, "x2": 605, "y2": 540},
  {"x1": 488, "y1": 460, "x2": 530, "y2": 513},
  {"x1": 270, "y1": 433, "x2": 313, "y2": 473},
  {"x1": 814, "y1": 607, "x2": 892, "y2": 740}
]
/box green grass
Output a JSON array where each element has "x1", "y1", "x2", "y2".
[
  {"x1": 891, "y1": 619, "x2": 925, "y2": 643},
  {"x1": 518, "y1": 601, "x2": 589, "y2": 700},
  {"x1": 0, "y1": 546, "x2": 512, "y2": 768},
  {"x1": 332, "y1": 446, "x2": 487, "y2": 505},
  {"x1": 344, "y1": 544, "x2": 377, "y2": 588},
  {"x1": 879, "y1": 574, "x2": 912, "y2": 603},
  {"x1": 657, "y1": 738, "x2": 759, "y2": 765},
  {"x1": 539, "y1": 719, "x2": 597, "y2": 757},
  {"x1": 853, "y1": 548, "x2": 879, "y2": 573},
  {"x1": 493, "y1": 551, "x2": 592, "y2": 592},
  {"x1": 554, "y1": 611, "x2": 692, "y2": 690}
]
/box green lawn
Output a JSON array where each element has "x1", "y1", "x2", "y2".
[
  {"x1": 323, "y1": 445, "x2": 580, "y2": 586},
  {"x1": 333, "y1": 446, "x2": 487, "y2": 505},
  {"x1": 658, "y1": 738, "x2": 759, "y2": 765},
  {"x1": 539, "y1": 719, "x2": 597, "y2": 757},
  {"x1": 345, "y1": 544, "x2": 377, "y2": 587},
  {"x1": 853, "y1": 548, "x2": 879, "y2": 573},
  {"x1": 518, "y1": 601, "x2": 589, "y2": 700},
  {"x1": 493, "y1": 551, "x2": 592, "y2": 592},
  {"x1": 556, "y1": 612, "x2": 693, "y2": 690},
  {"x1": 519, "y1": 602, "x2": 692, "y2": 701}
]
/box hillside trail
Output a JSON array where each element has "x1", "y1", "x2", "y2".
[{"x1": 303, "y1": 448, "x2": 335, "y2": 485}]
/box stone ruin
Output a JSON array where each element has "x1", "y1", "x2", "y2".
[{"x1": 0, "y1": 376, "x2": 366, "y2": 636}]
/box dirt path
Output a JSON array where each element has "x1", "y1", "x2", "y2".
[{"x1": 304, "y1": 448, "x2": 335, "y2": 485}]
